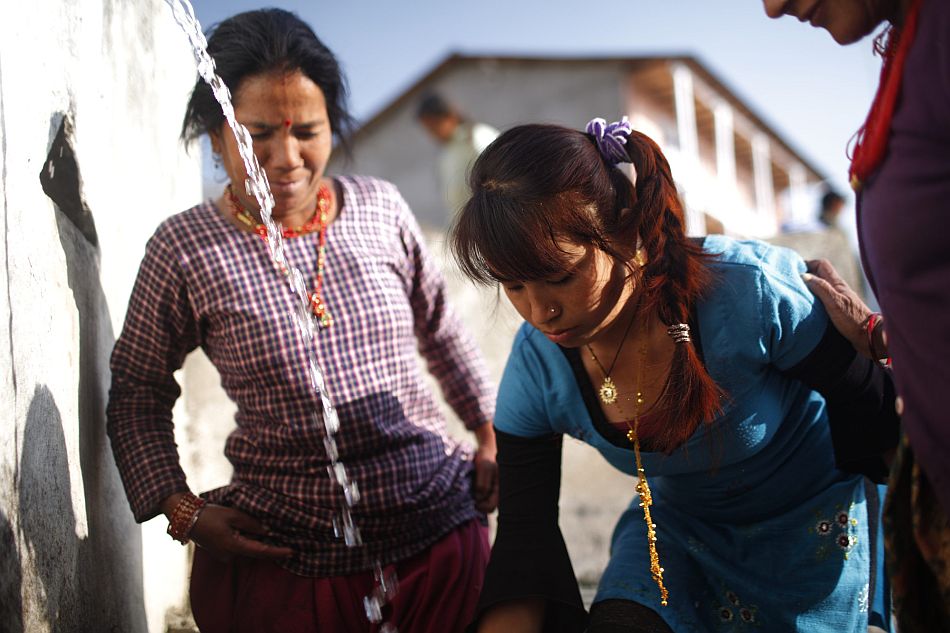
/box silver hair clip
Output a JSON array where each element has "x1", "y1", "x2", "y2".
[{"x1": 667, "y1": 324, "x2": 691, "y2": 344}]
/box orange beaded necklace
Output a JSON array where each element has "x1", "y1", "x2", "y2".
[{"x1": 226, "y1": 183, "x2": 334, "y2": 328}]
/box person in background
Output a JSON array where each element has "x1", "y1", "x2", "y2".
[
  {"x1": 819, "y1": 190, "x2": 845, "y2": 228},
  {"x1": 764, "y1": 1, "x2": 950, "y2": 630},
  {"x1": 416, "y1": 92, "x2": 499, "y2": 217},
  {"x1": 773, "y1": 187, "x2": 865, "y2": 300},
  {"x1": 106, "y1": 9, "x2": 497, "y2": 633},
  {"x1": 450, "y1": 118, "x2": 897, "y2": 632}
]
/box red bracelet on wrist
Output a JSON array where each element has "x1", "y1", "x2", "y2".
[
  {"x1": 865, "y1": 312, "x2": 888, "y2": 364},
  {"x1": 167, "y1": 492, "x2": 206, "y2": 545}
]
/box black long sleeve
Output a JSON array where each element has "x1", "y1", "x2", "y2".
[
  {"x1": 466, "y1": 430, "x2": 588, "y2": 633},
  {"x1": 782, "y1": 323, "x2": 900, "y2": 483}
]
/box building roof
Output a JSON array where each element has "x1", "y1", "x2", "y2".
[{"x1": 351, "y1": 52, "x2": 828, "y2": 184}]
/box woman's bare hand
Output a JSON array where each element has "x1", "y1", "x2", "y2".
[
  {"x1": 802, "y1": 258, "x2": 879, "y2": 359},
  {"x1": 472, "y1": 423, "x2": 499, "y2": 514},
  {"x1": 189, "y1": 504, "x2": 295, "y2": 563},
  {"x1": 162, "y1": 492, "x2": 294, "y2": 563}
]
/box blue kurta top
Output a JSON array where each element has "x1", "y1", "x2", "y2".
[{"x1": 495, "y1": 236, "x2": 879, "y2": 631}]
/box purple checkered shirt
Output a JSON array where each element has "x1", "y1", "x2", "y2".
[{"x1": 107, "y1": 175, "x2": 495, "y2": 576}]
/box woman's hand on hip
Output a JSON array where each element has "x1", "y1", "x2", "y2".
[{"x1": 189, "y1": 504, "x2": 295, "y2": 563}]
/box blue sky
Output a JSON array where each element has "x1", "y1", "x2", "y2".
[{"x1": 187, "y1": 0, "x2": 884, "y2": 201}]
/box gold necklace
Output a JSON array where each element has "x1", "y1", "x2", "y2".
[
  {"x1": 622, "y1": 326, "x2": 669, "y2": 606},
  {"x1": 587, "y1": 306, "x2": 638, "y2": 405}
]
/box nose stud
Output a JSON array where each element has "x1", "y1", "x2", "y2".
[{"x1": 548, "y1": 306, "x2": 559, "y2": 315}]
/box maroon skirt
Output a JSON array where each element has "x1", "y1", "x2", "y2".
[{"x1": 190, "y1": 519, "x2": 489, "y2": 633}]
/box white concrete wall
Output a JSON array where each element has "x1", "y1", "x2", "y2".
[
  {"x1": 333, "y1": 59, "x2": 627, "y2": 231},
  {"x1": 0, "y1": 1, "x2": 202, "y2": 631}
]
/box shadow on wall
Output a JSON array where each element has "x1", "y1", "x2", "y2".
[
  {"x1": 5, "y1": 112, "x2": 149, "y2": 631},
  {"x1": 0, "y1": 507, "x2": 23, "y2": 633},
  {"x1": 19, "y1": 385, "x2": 81, "y2": 631}
]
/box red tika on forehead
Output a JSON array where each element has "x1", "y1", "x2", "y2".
[{"x1": 284, "y1": 119, "x2": 292, "y2": 128}]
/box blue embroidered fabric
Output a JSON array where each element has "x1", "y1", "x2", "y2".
[{"x1": 495, "y1": 236, "x2": 889, "y2": 632}]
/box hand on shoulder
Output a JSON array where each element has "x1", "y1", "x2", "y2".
[{"x1": 802, "y1": 259, "x2": 885, "y2": 360}]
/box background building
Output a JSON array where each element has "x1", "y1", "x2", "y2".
[{"x1": 332, "y1": 53, "x2": 829, "y2": 236}]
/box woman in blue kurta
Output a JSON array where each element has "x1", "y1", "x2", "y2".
[{"x1": 450, "y1": 120, "x2": 898, "y2": 632}]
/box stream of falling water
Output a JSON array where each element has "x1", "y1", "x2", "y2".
[{"x1": 163, "y1": 1, "x2": 398, "y2": 628}]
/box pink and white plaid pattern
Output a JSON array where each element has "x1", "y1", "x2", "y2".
[{"x1": 107, "y1": 175, "x2": 495, "y2": 576}]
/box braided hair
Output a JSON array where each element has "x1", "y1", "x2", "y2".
[{"x1": 451, "y1": 123, "x2": 723, "y2": 452}]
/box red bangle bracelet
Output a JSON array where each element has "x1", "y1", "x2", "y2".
[
  {"x1": 167, "y1": 492, "x2": 206, "y2": 545},
  {"x1": 865, "y1": 312, "x2": 886, "y2": 362}
]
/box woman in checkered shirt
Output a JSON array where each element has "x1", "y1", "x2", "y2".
[{"x1": 107, "y1": 9, "x2": 497, "y2": 632}]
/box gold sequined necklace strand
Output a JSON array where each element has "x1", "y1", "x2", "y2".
[
  {"x1": 226, "y1": 183, "x2": 334, "y2": 328},
  {"x1": 587, "y1": 305, "x2": 638, "y2": 405},
  {"x1": 622, "y1": 324, "x2": 669, "y2": 606}
]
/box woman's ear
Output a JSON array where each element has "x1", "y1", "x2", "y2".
[
  {"x1": 615, "y1": 208, "x2": 641, "y2": 245},
  {"x1": 617, "y1": 207, "x2": 640, "y2": 235},
  {"x1": 635, "y1": 241, "x2": 647, "y2": 268},
  {"x1": 208, "y1": 130, "x2": 223, "y2": 156}
]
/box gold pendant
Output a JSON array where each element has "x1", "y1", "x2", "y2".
[{"x1": 599, "y1": 377, "x2": 618, "y2": 404}]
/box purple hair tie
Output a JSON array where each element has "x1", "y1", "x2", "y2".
[{"x1": 585, "y1": 116, "x2": 633, "y2": 165}]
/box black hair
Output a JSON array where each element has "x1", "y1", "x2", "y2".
[
  {"x1": 819, "y1": 189, "x2": 845, "y2": 226},
  {"x1": 820, "y1": 190, "x2": 845, "y2": 212},
  {"x1": 180, "y1": 8, "x2": 355, "y2": 155},
  {"x1": 416, "y1": 92, "x2": 458, "y2": 121}
]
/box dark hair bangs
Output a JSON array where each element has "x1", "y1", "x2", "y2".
[
  {"x1": 180, "y1": 9, "x2": 354, "y2": 155},
  {"x1": 452, "y1": 189, "x2": 603, "y2": 285}
]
